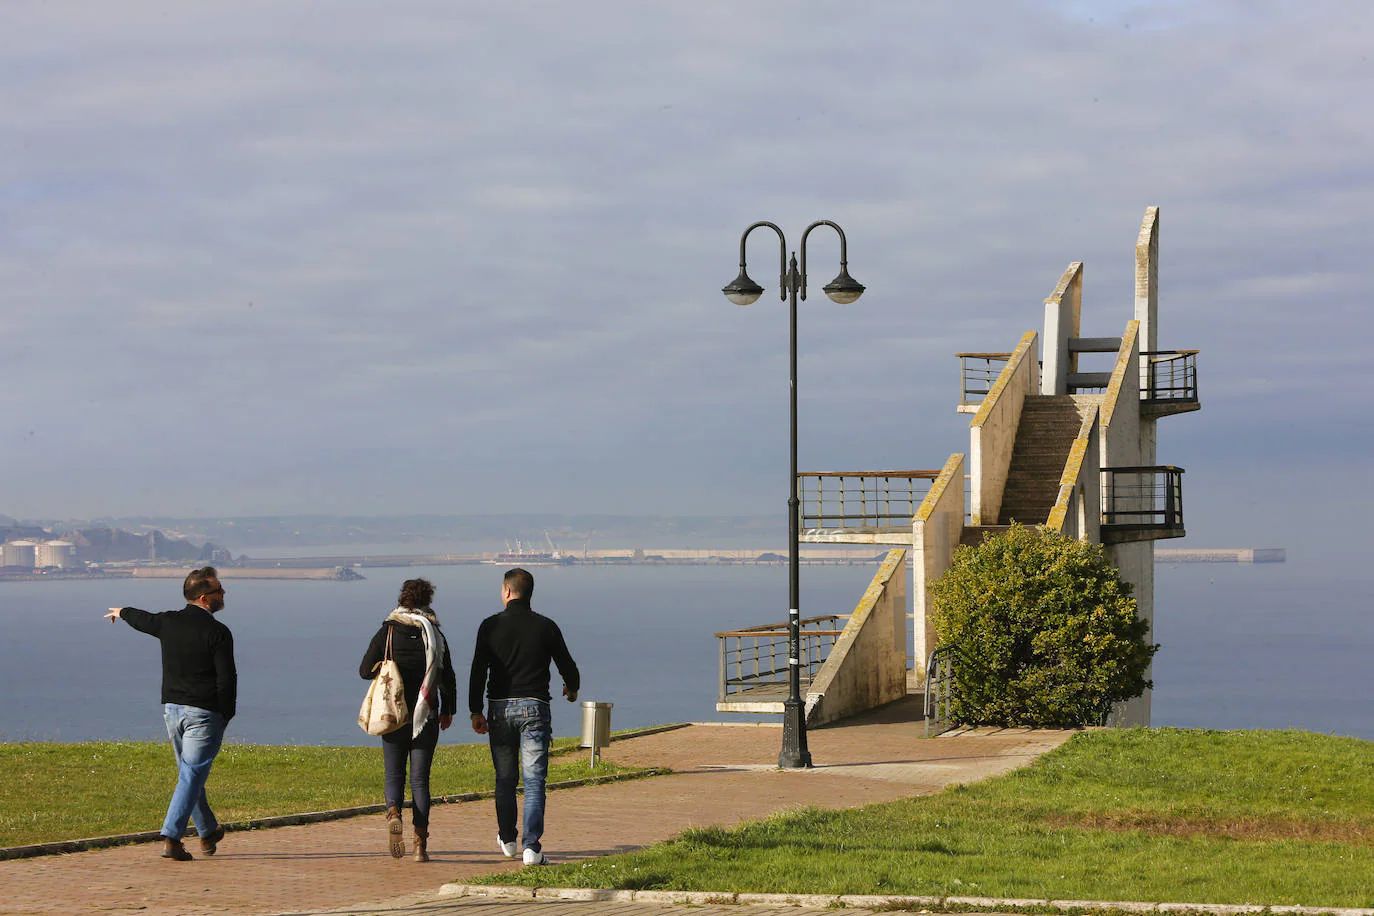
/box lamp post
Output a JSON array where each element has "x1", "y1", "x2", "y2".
[{"x1": 722, "y1": 220, "x2": 864, "y2": 769}]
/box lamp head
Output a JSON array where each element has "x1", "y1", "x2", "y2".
[
  {"x1": 822, "y1": 267, "x2": 865, "y2": 305},
  {"x1": 722, "y1": 268, "x2": 765, "y2": 306}
]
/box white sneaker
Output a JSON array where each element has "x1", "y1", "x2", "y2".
[
  {"x1": 522, "y1": 847, "x2": 548, "y2": 866},
  {"x1": 498, "y1": 835, "x2": 517, "y2": 858}
]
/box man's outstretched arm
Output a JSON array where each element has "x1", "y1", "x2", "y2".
[{"x1": 105, "y1": 607, "x2": 162, "y2": 635}]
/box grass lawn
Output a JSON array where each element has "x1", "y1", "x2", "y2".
[
  {"x1": 0, "y1": 736, "x2": 649, "y2": 847},
  {"x1": 480, "y1": 729, "x2": 1374, "y2": 908}
]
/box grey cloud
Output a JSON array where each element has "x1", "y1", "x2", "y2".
[{"x1": 0, "y1": 1, "x2": 1370, "y2": 558}]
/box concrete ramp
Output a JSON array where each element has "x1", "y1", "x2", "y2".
[{"x1": 803, "y1": 548, "x2": 908, "y2": 726}]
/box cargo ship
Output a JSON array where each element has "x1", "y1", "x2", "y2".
[{"x1": 484, "y1": 536, "x2": 576, "y2": 566}]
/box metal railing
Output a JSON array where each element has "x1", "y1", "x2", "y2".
[
  {"x1": 716, "y1": 614, "x2": 848, "y2": 702},
  {"x1": 957, "y1": 352, "x2": 1011, "y2": 410},
  {"x1": 1101, "y1": 465, "x2": 1184, "y2": 530},
  {"x1": 924, "y1": 643, "x2": 971, "y2": 737},
  {"x1": 798, "y1": 471, "x2": 940, "y2": 531},
  {"x1": 1142, "y1": 349, "x2": 1199, "y2": 403}
]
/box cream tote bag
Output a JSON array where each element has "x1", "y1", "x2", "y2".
[{"x1": 358, "y1": 627, "x2": 409, "y2": 736}]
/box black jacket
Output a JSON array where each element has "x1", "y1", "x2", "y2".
[
  {"x1": 119, "y1": 604, "x2": 237, "y2": 720},
  {"x1": 469, "y1": 598, "x2": 579, "y2": 715},
  {"x1": 359, "y1": 618, "x2": 458, "y2": 718}
]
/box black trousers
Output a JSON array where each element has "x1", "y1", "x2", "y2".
[{"x1": 382, "y1": 717, "x2": 440, "y2": 831}]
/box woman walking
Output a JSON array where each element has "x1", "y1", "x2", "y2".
[{"x1": 359, "y1": 578, "x2": 457, "y2": 861}]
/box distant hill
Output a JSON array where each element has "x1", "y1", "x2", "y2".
[{"x1": 66, "y1": 527, "x2": 231, "y2": 563}]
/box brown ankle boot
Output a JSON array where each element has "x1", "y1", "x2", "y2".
[
  {"x1": 413, "y1": 827, "x2": 429, "y2": 863},
  {"x1": 199, "y1": 825, "x2": 225, "y2": 856},
  {"x1": 160, "y1": 837, "x2": 193, "y2": 861},
  {"x1": 386, "y1": 806, "x2": 404, "y2": 859}
]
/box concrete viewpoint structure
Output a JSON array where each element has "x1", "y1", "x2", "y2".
[{"x1": 718, "y1": 207, "x2": 1198, "y2": 727}]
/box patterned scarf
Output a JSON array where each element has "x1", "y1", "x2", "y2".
[{"x1": 385, "y1": 607, "x2": 446, "y2": 737}]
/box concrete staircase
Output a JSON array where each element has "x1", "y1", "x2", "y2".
[{"x1": 997, "y1": 396, "x2": 1092, "y2": 525}]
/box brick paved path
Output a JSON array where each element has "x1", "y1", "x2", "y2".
[{"x1": 0, "y1": 701, "x2": 1069, "y2": 915}]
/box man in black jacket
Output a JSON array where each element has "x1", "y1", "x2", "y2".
[
  {"x1": 469, "y1": 567, "x2": 579, "y2": 866},
  {"x1": 105, "y1": 566, "x2": 236, "y2": 861}
]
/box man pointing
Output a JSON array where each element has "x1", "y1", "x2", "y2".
[{"x1": 105, "y1": 566, "x2": 236, "y2": 861}]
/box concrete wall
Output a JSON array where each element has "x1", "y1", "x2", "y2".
[
  {"x1": 1135, "y1": 207, "x2": 1159, "y2": 370},
  {"x1": 970, "y1": 331, "x2": 1038, "y2": 526},
  {"x1": 1041, "y1": 262, "x2": 1083, "y2": 396},
  {"x1": 911, "y1": 453, "x2": 966, "y2": 682},
  {"x1": 1044, "y1": 406, "x2": 1100, "y2": 542},
  {"x1": 1097, "y1": 320, "x2": 1154, "y2": 726},
  {"x1": 1124, "y1": 209, "x2": 1161, "y2": 727},
  {"x1": 804, "y1": 548, "x2": 909, "y2": 726}
]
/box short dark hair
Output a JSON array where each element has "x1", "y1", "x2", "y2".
[
  {"x1": 504, "y1": 567, "x2": 534, "y2": 599},
  {"x1": 183, "y1": 566, "x2": 220, "y2": 601},
  {"x1": 398, "y1": 578, "x2": 435, "y2": 610}
]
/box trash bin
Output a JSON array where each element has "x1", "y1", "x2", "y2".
[{"x1": 580, "y1": 701, "x2": 613, "y2": 765}]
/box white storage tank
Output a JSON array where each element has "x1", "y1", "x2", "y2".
[
  {"x1": 2, "y1": 540, "x2": 38, "y2": 569},
  {"x1": 36, "y1": 540, "x2": 76, "y2": 569}
]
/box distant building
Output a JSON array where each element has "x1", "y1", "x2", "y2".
[
  {"x1": 2, "y1": 540, "x2": 38, "y2": 569},
  {"x1": 36, "y1": 540, "x2": 76, "y2": 569}
]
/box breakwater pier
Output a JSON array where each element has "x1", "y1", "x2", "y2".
[
  {"x1": 245, "y1": 546, "x2": 1284, "y2": 569},
  {"x1": 0, "y1": 546, "x2": 1285, "y2": 585},
  {"x1": 1154, "y1": 548, "x2": 1285, "y2": 563},
  {"x1": 129, "y1": 566, "x2": 364, "y2": 581}
]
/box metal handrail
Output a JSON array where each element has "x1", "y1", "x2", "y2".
[
  {"x1": 715, "y1": 614, "x2": 847, "y2": 637},
  {"x1": 1101, "y1": 465, "x2": 1184, "y2": 529},
  {"x1": 798, "y1": 471, "x2": 940, "y2": 530},
  {"x1": 1141, "y1": 349, "x2": 1199, "y2": 403},
  {"x1": 717, "y1": 614, "x2": 849, "y2": 702},
  {"x1": 924, "y1": 643, "x2": 971, "y2": 736},
  {"x1": 957, "y1": 352, "x2": 1012, "y2": 409}
]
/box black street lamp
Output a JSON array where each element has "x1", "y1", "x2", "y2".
[{"x1": 722, "y1": 220, "x2": 864, "y2": 769}]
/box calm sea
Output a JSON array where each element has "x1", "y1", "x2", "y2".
[{"x1": 0, "y1": 559, "x2": 1368, "y2": 744}]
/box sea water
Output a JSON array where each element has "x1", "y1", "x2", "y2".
[{"x1": 0, "y1": 558, "x2": 1368, "y2": 744}]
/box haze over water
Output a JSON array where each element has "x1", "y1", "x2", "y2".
[{"x1": 2, "y1": 557, "x2": 1369, "y2": 745}]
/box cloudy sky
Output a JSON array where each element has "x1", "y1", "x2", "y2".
[{"x1": 2, "y1": 1, "x2": 1370, "y2": 557}]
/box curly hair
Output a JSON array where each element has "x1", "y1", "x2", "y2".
[{"x1": 397, "y1": 578, "x2": 435, "y2": 610}]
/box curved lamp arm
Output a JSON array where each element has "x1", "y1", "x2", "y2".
[
  {"x1": 798, "y1": 220, "x2": 849, "y2": 302},
  {"x1": 739, "y1": 221, "x2": 789, "y2": 301}
]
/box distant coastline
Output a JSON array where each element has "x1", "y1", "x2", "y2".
[{"x1": 0, "y1": 546, "x2": 1286, "y2": 584}]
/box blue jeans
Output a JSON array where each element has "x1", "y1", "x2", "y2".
[
  {"x1": 382, "y1": 717, "x2": 439, "y2": 831},
  {"x1": 160, "y1": 704, "x2": 226, "y2": 841},
  {"x1": 487, "y1": 698, "x2": 551, "y2": 853}
]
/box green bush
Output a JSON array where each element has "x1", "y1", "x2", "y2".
[{"x1": 929, "y1": 524, "x2": 1157, "y2": 727}]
